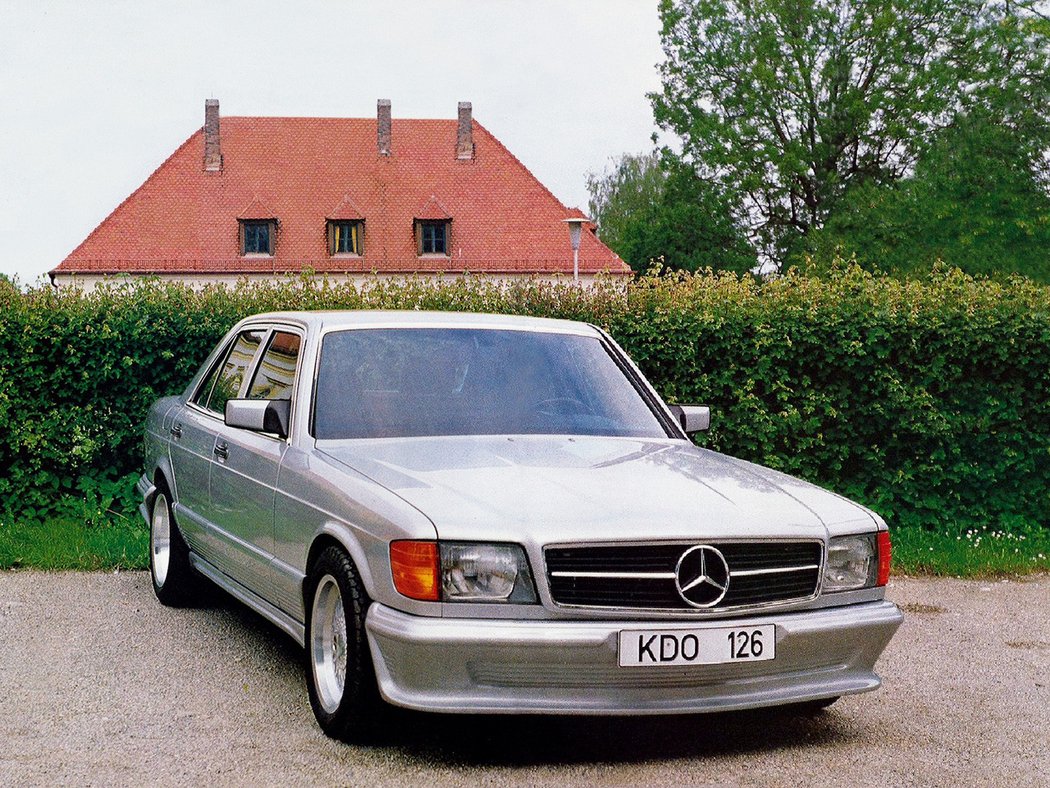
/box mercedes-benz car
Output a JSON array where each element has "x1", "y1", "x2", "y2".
[{"x1": 139, "y1": 310, "x2": 902, "y2": 741}]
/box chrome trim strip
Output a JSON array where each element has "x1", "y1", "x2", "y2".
[
  {"x1": 546, "y1": 594, "x2": 823, "y2": 616},
  {"x1": 550, "y1": 565, "x2": 819, "y2": 581},
  {"x1": 550, "y1": 571, "x2": 676, "y2": 579},
  {"x1": 544, "y1": 537, "x2": 827, "y2": 549},
  {"x1": 316, "y1": 321, "x2": 597, "y2": 338},
  {"x1": 731, "y1": 564, "x2": 820, "y2": 577}
]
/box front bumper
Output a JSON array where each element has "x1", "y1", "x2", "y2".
[{"x1": 366, "y1": 600, "x2": 903, "y2": 714}]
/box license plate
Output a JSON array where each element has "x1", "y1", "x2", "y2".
[{"x1": 618, "y1": 624, "x2": 776, "y2": 667}]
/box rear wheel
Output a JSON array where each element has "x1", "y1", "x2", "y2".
[
  {"x1": 305, "y1": 546, "x2": 387, "y2": 742},
  {"x1": 149, "y1": 483, "x2": 198, "y2": 606}
]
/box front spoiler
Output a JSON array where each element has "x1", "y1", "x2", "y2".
[{"x1": 366, "y1": 600, "x2": 903, "y2": 715}]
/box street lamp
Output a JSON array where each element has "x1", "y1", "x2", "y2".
[{"x1": 562, "y1": 216, "x2": 590, "y2": 282}]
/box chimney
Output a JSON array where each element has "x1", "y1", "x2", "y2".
[
  {"x1": 204, "y1": 99, "x2": 222, "y2": 172},
  {"x1": 377, "y1": 99, "x2": 391, "y2": 156},
  {"x1": 456, "y1": 101, "x2": 473, "y2": 160}
]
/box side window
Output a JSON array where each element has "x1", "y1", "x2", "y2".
[
  {"x1": 194, "y1": 329, "x2": 266, "y2": 415},
  {"x1": 248, "y1": 331, "x2": 302, "y2": 401},
  {"x1": 192, "y1": 344, "x2": 230, "y2": 409}
]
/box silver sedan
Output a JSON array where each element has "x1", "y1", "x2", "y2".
[{"x1": 139, "y1": 310, "x2": 902, "y2": 741}]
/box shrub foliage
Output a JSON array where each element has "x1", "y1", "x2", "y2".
[{"x1": 1, "y1": 268, "x2": 1047, "y2": 535}]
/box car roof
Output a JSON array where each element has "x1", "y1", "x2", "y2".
[{"x1": 237, "y1": 310, "x2": 601, "y2": 336}]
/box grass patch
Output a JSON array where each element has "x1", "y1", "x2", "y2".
[
  {"x1": 0, "y1": 515, "x2": 147, "y2": 571},
  {"x1": 891, "y1": 522, "x2": 1050, "y2": 577}
]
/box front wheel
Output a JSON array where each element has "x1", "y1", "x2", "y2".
[{"x1": 305, "y1": 546, "x2": 387, "y2": 742}]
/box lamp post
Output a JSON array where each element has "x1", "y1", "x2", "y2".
[{"x1": 562, "y1": 217, "x2": 589, "y2": 282}]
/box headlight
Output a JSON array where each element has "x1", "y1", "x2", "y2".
[
  {"x1": 390, "y1": 541, "x2": 537, "y2": 603},
  {"x1": 823, "y1": 534, "x2": 877, "y2": 592},
  {"x1": 441, "y1": 543, "x2": 537, "y2": 602}
]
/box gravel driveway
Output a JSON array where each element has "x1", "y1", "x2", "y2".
[{"x1": 0, "y1": 571, "x2": 1046, "y2": 787}]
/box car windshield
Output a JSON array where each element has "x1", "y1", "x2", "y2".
[{"x1": 313, "y1": 327, "x2": 669, "y2": 439}]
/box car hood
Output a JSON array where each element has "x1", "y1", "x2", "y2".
[{"x1": 316, "y1": 435, "x2": 875, "y2": 543}]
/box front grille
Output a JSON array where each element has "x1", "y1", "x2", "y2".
[{"x1": 545, "y1": 541, "x2": 822, "y2": 611}]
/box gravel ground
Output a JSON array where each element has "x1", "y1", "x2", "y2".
[{"x1": 0, "y1": 571, "x2": 1046, "y2": 787}]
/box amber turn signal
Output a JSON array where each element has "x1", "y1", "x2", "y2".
[
  {"x1": 390, "y1": 541, "x2": 440, "y2": 601},
  {"x1": 876, "y1": 531, "x2": 892, "y2": 587}
]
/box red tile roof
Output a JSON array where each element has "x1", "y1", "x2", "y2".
[
  {"x1": 53, "y1": 115, "x2": 630, "y2": 277},
  {"x1": 326, "y1": 195, "x2": 365, "y2": 221},
  {"x1": 414, "y1": 195, "x2": 452, "y2": 221},
  {"x1": 237, "y1": 196, "x2": 278, "y2": 220}
]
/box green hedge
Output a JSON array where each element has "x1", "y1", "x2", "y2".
[{"x1": 1, "y1": 267, "x2": 1047, "y2": 534}]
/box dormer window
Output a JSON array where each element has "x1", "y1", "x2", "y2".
[
  {"x1": 417, "y1": 220, "x2": 449, "y2": 256},
  {"x1": 241, "y1": 220, "x2": 275, "y2": 256},
  {"x1": 413, "y1": 196, "x2": 452, "y2": 257},
  {"x1": 328, "y1": 220, "x2": 364, "y2": 256}
]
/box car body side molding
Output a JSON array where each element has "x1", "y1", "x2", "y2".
[{"x1": 189, "y1": 553, "x2": 306, "y2": 646}]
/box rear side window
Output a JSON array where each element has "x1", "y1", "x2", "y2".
[
  {"x1": 247, "y1": 331, "x2": 302, "y2": 401},
  {"x1": 193, "y1": 330, "x2": 265, "y2": 414}
]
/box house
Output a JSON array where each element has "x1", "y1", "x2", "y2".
[{"x1": 50, "y1": 100, "x2": 630, "y2": 289}]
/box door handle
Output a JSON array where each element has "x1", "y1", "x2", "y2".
[
  {"x1": 170, "y1": 423, "x2": 183, "y2": 440},
  {"x1": 213, "y1": 440, "x2": 229, "y2": 460}
]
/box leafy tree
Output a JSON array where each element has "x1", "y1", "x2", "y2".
[
  {"x1": 651, "y1": 0, "x2": 1050, "y2": 265},
  {"x1": 586, "y1": 152, "x2": 666, "y2": 259},
  {"x1": 803, "y1": 113, "x2": 1050, "y2": 281},
  {"x1": 957, "y1": 3, "x2": 1050, "y2": 169},
  {"x1": 587, "y1": 153, "x2": 756, "y2": 274}
]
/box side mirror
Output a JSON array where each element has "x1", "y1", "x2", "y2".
[
  {"x1": 668, "y1": 404, "x2": 711, "y2": 435},
  {"x1": 225, "y1": 398, "x2": 291, "y2": 438}
]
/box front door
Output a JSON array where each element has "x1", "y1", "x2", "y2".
[
  {"x1": 208, "y1": 329, "x2": 302, "y2": 597},
  {"x1": 175, "y1": 328, "x2": 266, "y2": 576}
]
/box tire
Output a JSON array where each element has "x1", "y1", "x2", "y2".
[
  {"x1": 149, "y1": 481, "x2": 199, "y2": 607},
  {"x1": 305, "y1": 546, "x2": 387, "y2": 742}
]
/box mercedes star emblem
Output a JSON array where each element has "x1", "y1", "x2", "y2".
[{"x1": 674, "y1": 545, "x2": 730, "y2": 608}]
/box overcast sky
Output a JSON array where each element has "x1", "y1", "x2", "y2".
[{"x1": 0, "y1": 0, "x2": 665, "y2": 284}]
